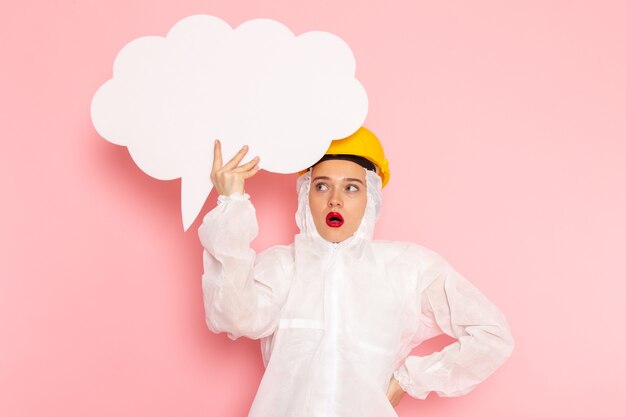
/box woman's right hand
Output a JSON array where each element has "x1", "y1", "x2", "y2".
[{"x1": 210, "y1": 139, "x2": 260, "y2": 196}]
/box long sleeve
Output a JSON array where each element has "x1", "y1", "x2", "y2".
[
  {"x1": 393, "y1": 252, "x2": 515, "y2": 399},
  {"x1": 198, "y1": 193, "x2": 293, "y2": 341}
]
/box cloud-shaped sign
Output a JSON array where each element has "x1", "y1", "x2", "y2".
[{"x1": 91, "y1": 15, "x2": 368, "y2": 230}]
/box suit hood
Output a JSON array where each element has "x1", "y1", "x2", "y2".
[{"x1": 294, "y1": 168, "x2": 382, "y2": 244}]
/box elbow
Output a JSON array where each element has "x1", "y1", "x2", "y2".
[
  {"x1": 486, "y1": 310, "x2": 515, "y2": 362},
  {"x1": 501, "y1": 327, "x2": 515, "y2": 360},
  {"x1": 204, "y1": 308, "x2": 249, "y2": 341},
  {"x1": 471, "y1": 321, "x2": 515, "y2": 365},
  {"x1": 205, "y1": 315, "x2": 247, "y2": 341},
  {"x1": 496, "y1": 313, "x2": 515, "y2": 359},
  {"x1": 204, "y1": 309, "x2": 274, "y2": 341},
  {"x1": 489, "y1": 322, "x2": 515, "y2": 365}
]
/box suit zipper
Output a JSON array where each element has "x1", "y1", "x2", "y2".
[{"x1": 325, "y1": 243, "x2": 339, "y2": 417}]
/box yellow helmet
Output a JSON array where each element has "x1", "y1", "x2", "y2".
[{"x1": 299, "y1": 126, "x2": 390, "y2": 188}]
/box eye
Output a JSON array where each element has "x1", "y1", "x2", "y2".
[
  {"x1": 315, "y1": 182, "x2": 329, "y2": 191},
  {"x1": 346, "y1": 184, "x2": 360, "y2": 192}
]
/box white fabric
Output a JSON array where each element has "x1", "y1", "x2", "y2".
[{"x1": 199, "y1": 169, "x2": 514, "y2": 417}]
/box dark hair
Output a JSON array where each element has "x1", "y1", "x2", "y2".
[{"x1": 311, "y1": 154, "x2": 376, "y2": 171}]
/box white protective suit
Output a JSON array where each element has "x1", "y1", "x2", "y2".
[{"x1": 199, "y1": 169, "x2": 514, "y2": 417}]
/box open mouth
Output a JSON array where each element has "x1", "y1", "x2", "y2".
[{"x1": 325, "y1": 212, "x2": 344, "y2": 228}]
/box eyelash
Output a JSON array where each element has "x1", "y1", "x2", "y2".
[{"x1": 314, "y1": 183, "x2": 360, "y2": 192}]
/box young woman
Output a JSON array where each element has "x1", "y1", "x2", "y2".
[{"x1": 199, "y1": 127, "x2": 514, "y2": 417}]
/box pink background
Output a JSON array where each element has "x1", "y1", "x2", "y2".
[{"x1": 2, "y1": 1, "x2": 625, "y2": 416}]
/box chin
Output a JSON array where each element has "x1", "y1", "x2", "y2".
[{"x1": 320, "y1": 229, "x2": 354, "y2": 243}]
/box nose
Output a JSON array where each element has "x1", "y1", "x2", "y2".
[{"x1": 328, "y1": 189, "x2": 343, "y2": 208}]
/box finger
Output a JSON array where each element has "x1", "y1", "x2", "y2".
[
  {"x1": 224, "y1": 145, "x2": 250, "y2": 170},
  {"x1": 241, "y1": 163, "x2": 261, "y2": 179},
  {"x1": 232, "y1": 156, "x2": 260, "y2": 173},
  {"x1": 212, "y1": 139, "x2": 223, "y2": 172}
]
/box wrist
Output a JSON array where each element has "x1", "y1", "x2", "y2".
[{"x1": 217, "y1": 193, "x2": 250, "y2": 205}]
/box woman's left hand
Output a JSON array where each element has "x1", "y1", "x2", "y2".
[{"x1": 386, "y1": 375, "x2": 406, "y2": 407}]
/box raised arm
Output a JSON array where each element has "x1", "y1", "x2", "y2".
[
  {"x1": 393, "y1": 251, "x2": 514, "y2": 399},
  {"x1": 198, "y1": 140, "x2": 291, "y2": 340}
]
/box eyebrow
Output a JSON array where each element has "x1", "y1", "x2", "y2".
[{"x1": 312, "y1": 176, "x2": 365, "y2": 186}]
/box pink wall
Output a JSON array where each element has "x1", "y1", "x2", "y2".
[{"x1": 2, "y1": 1, "x2": 625, "y2": 416}]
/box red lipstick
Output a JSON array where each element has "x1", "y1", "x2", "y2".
[{"x1": 326, "y1": 212, "x2": 344, "y2": 227}]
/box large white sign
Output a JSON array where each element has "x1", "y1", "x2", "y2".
[{"x1": 91, "y1": 15, "x2": 368, "y2": 230}]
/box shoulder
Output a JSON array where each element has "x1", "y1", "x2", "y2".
[
  {"x1": 370, "y1": 240, "x2": 456, "y2": 291},
  {"x1": 259, "y1": 243, "x2": 294, "y2": 257},
  {"x1": 256, "y1": 243, "x2": 295, "y2": 268}
]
